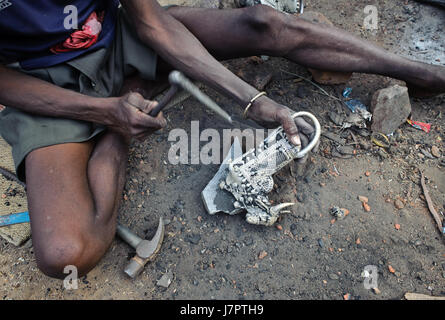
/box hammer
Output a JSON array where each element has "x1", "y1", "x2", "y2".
[
  {"x1": 149, "y1": 70, "x2": 233, "y2": 125},
  {"x1": 116, "y1": 217, "x2": 165, "y2": 278}
]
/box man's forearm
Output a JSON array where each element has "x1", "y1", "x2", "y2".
[
  {"x1": 122, "y1": 0, "x2": 260, "y2": 107},
  {"x1": 0, "y1": 65, "x2": 113, "y2": 125}
]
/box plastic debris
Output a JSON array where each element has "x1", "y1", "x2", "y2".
[
  {"x1": 406, "y1": 119, "x2": 431, "y2": 133},
  {"x1": 371, "y1": 132, "x2": 390, "y2": 148},
  {"x1": 342, "y1": 88, "x2": 372, "y2": 126},
  {"x1": 343, "y1": 88, "x2": 371, "y2": 115}
]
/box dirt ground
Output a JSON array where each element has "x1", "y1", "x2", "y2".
[{"x1": 1, "y1": 0, "x2": 444, "y2": 300}]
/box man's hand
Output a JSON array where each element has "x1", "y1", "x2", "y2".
[
  {"x1": 107, "y1": 92, "x2": 167, "y2": 142},
  {"x1": 246, "y1": 95, "x2": 319, "y2": 162}
]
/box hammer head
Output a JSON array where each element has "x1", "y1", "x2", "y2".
[
  {"x1": 124, "y1": 217, "x2": 165, "y2": 278},
  {"x1": 168, "y1": 70, "x2": 182, "y2": 86}
]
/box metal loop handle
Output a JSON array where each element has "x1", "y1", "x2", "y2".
[{"x1": 291, "y1": 111, "x2": 321, "y2": 159}]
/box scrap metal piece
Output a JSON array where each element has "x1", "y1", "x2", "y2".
[
  {"x1": 202, "y1": 137, "x2": 243, "y2": 216},
  {"x1": 236, "y1": 0, "x2": 304, "y2": 13},
  {"x1": 202, "y1": 111, "x2": 321, "y2": 226},
  {"x1": 330, "y1": 206, "x2": 348, "y2": 220}
]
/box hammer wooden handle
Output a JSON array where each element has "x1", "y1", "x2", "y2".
[{"x1": 149, "y1": 85, "x2": 179, "y2": 117}]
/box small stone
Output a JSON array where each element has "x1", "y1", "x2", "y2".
[
  {"x1": 296, "y1": 193, "x2": 306, "y2": 203},
  {"x1": 358, "y1": 195, "x2": 369, "y2": 203},
  {"x1": 309, "y1": 69, "x2": 352, "y2": 85},
  {"x1": 378, "y1": 149, "x2": 389, "y2": 159},
  {"x1": 421, "y1": 149, "x2": 434, "y2": 159},
  {"x1": 388, "y1": 265, "x2": 396, "y2": 273},
  {"x1": 431, "y1": 146, "x2": 441, "y2": 158},
  {"x1": 157, "y1": 271, "x2": 173, "y2": 288},
  {"x1": 329, "y1": 111, "x2": 344, "y2": 126},
  {"x1": 185, "y1": 233, "x2": 201, "y2": 245},
  {"x1": 290, "y1": 224, "x2": 298, "y2": 237},
  {"x1": 372, "y1": 287, "x2": 381, "y2": 295},
  {"x1": 363, "y1": 202, "x2": 371, "y2": 212},
  {"x1": 371, "y1": 85, "x2": 412, "y2": 135},
  {"x1": 329, "y1": 273, "x2": 339, "y2": 280},
  {"x1": 258, "y1": 250, "x2": 268, "y2": 260},
  {"x1": 244, "y1": 237, "x2": 253, "y2": 246},
  {"x1": 297, "y1": 86, "x2": 310, "y2": 99},
  {"x1": 394, "y1": 199, "x2": 404, "y2": 210},
  {"x1": 318, "y1": 239, "x2": 325, "y2": 248},
  {"x1": 257, "y1": 283, "x2": 267, "y2": 294}
]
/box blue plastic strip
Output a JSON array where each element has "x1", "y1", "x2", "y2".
[{"x1": 0, "y1": 211, "x2": 30, "y2": 227}]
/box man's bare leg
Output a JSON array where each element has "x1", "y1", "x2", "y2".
[
  {"x1": 165, "y1": 5, "x2": 445, "y2": 95},
  {"x1": 26, "y1": 131, "x2": 128, "y2": 279}
]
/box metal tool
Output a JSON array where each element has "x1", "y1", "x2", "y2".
[
  {"x1": 0, "y1": 211, "x2": 30, "y2": 227},
  {"x1": 149, "y1": 70, "x2": 233, "y2": 125},
  {"x1": 116, "y1": 217, "x2": 165, "y2": 278},
  {"x1": 202, "y1": 111, "x2": 321, "y2": 226}
]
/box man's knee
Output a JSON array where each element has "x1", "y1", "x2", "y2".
[
  {"x1": 35, "y1": 234, "x2": 88, "y2": 279},
  {"x1": 242, "y1": 4, "x2": 296, "y2": 53}
]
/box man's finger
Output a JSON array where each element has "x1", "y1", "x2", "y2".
[
  {"x1": 294, "y1": 117, "x2": 315, "y2": 137},
  {"x1": 299, "y1": 133, "x2": 309, "y2": 148},
  {"x1": 137, "y1": 111, "x2": 167, "y2": 130},
  {"x1": 313, "y1": 140, "x2": 320, "y2": 153},
  {"x1": 297, "y1": 154, "x2": 309, "y2": 164},
  {"x1": 277, "y1": 110, "x2": 301, "y2": 146},
  {"x1": 140, "y1": 99, "x2": 158, "y2": 114},
  {"x1": 126, "y1": 92, "x2": 146, "y2": 110}
]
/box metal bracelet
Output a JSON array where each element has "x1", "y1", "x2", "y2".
[{"x1": 242, "y1": 91, "x2": 267, "y2": 119}]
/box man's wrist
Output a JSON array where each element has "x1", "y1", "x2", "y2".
[{"x1": 84, "y1": 96, "x2": 117, "y2": 126}]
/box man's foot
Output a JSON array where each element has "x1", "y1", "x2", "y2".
[{"x1": 405, "y1": 63, "x2": 445, "y2": 98}]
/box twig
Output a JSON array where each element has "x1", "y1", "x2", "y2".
[
  {"x1": 280, "y1": 69, "x2": 342, "y2": 101},
  {"x1": 0, "y1": 166, "x2": 26, "y2": 189},
  {"x1": 419, "y1": 170, "x2": 443, "y2": 236}
]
